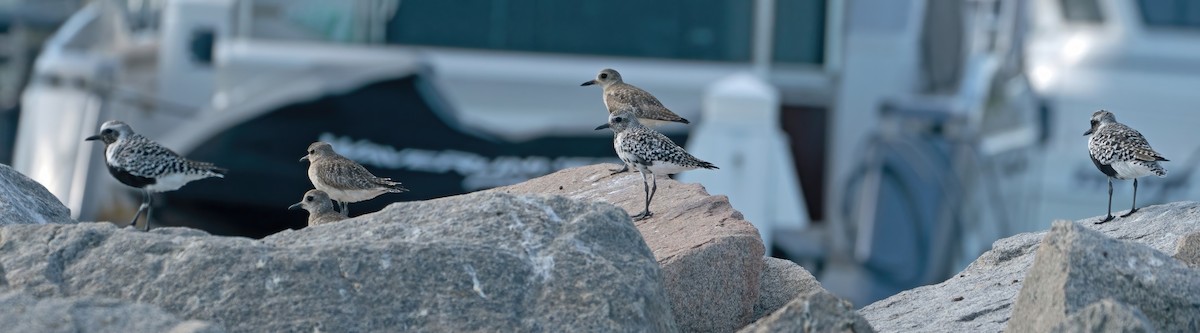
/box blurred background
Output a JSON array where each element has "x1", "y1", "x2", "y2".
[{"x1": 2, "y1": 0, "x2": 1199, "y2": 307}]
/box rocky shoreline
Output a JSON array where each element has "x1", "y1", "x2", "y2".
[{"x1": 1, "y1": 163, "x2": 1197, "y2": 332}]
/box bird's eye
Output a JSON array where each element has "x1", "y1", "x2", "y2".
[
  {"x1": 1090, "y1": 120, "x2": 1098, "y2": 126},
  {"x1": 305, "y1": 196, "x2": 313, "y2": 202},
  {"x1": 600, "y1": 73, "x2": 608, "y2": 79},
  {"x1": 308, "y1": 150, "x2": 315, "y2": 154},
  {"x1": 101, "y1": 129, "x2": 112, "y2": 135},
  {"x1": 614, "y1": 117, "x2": 623, "y2": 123}
]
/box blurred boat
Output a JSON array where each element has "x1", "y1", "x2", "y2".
[{"x1": 0, "y1": 0, "x2": 83, "y2": 164}]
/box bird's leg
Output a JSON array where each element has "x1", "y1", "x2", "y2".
[
  {"x1": 646, "y1": 174, "x2": 657, "y2": 218},
  {"x1": 1120, "y1": 178, "x2": 1140, "y2": 218},
  {"x1": 631, "y1": 171, "x2": 653, "y2": 220},
  {"x1": 340, "y1": 201, "x2": 349, "y2": 216},
  {"x1": 129, "y1": 190, "x2": 150, "y2": 230},
  {"x1": 609, "y1": 163, "x2": 629, "y2": 175},
  {"x1": 1097, "y1": 178, "x2": 1115, "y2": 224},
  {"x1": 144, "y1": 192, "x2": 154, "y2": 231}
]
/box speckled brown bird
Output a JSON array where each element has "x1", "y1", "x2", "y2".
[
  {"x1": 301, "y1": 141, "x2": 407, "y2": 215},
  {"x1": 288, "y1": 189, "x2": 346, "y2": 226},
  {"x1": 583, "y1": 68, "x2": 691, "y2": 175}
]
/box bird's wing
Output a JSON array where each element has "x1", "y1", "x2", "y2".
[
  {"x1": 317, "y1": 158, "x2": 387, "y2": 190},
  {"x1": 607, "y1": 84, "x2": 665, "y2": 107},
  {"x1": 1114, "y1": 124, "x2": 1168, "y2": 162},
  {"x1": 114, "y1": 139, "x2": 186, "y2": 178},
  {"x1": 620, "y1": 128, "x2": 708, "y2": 167},
  {"x1": 606, "y1": 85, "x2": 688, "y2": 123}
]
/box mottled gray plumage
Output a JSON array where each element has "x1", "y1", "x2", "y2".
[
  {"x1": 85, "y1": 120, "x2": 226, "y2": 231},
  {"x1": 582, "y1": 68, "x2": 690, "y2": 126},
  {"x1": 301, "y1": 141, "x2": 407, "y2": 215},
  {"x1": 601, "y1": 111, "x2": 716, "y2": 220},
  {"x1": 289, "y1": 189, "x2": 346, "y2": 226},
  {"x1": 1084, "y1": 110, "x2": 1169, "y2": 223}
]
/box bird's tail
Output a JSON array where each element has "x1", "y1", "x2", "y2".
[
  {"x1": 697, "y1": 160, "x2": 718, "y2": 170},
  {"x1": 190, "y1": 160, "x2": 227, "y2": 177},
  {"x1": 210, "y1": 166, "x2": 228, "y2": 177},
  {"x1": 378, "y1": 178, "x2": 409, "y2": 193}
]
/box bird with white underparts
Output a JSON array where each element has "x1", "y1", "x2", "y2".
[
  {"x1": 596, "y1": 110, "x2": 717, "y2": 220},
  {"x1": 301, "y1": 141, "x2": 407, "y2": 215},
  {"x1": 85, "y1": 120, "x2": 226, "y2": 231}
]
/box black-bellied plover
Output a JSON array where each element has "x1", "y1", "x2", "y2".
[
  {"x1": 85, "y1": 120, "x2": 226, "y2": 231},
  {"x1": 596, "y1": 111, "x2": 717, "y2": 220},
  {"x1": 582, "y1": 68, "x2": 690, "y2": 174},
  {"x1": 301, "y1": 141, "x2": 407, "y2": 215},
  {"x1": 1085, "y1": 110, "x2": 1168, "y2": 223},
  {"x1": 288, "y1": 189, "x2": 346, "y2": 226}
]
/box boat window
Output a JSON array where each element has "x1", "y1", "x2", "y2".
[
  {"x1": 1138, "y1": 0, "x2": 1200, "y2": 29},
  {"x1": 1059, "y1": 0, "x2": 1104, "y2": 24},
  {"x1": 385, "y1": 0, "x2": 755, "y2": 62},
  {"x1": 773, "y1": 0, "x2": 827, "y2": 65},
  {"x1": 240, "y1": 1, "x2": 392, "y2": 43},
  {"x1": 238, "y1": 0, "x2": 828, "y2": 65}
]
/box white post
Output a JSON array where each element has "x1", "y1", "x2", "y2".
[
  {"x1": 678, "y1": 73, "x2": 810, "y2": 252},
  {"x1": 158, "y1": 0, "x2": 236, "y2": 111},
  {"x1": 751, "y1": 0, "x2": 776, "y2": 78}
]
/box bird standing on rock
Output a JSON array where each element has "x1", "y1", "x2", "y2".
[
  {"x1": 85, "y1": 120, "x2": 226, "y2": 231},
  {"x1": 301, "y1": 141, "x2": 407, "y2": 215},
  {"x1": 1085, "y1": 110, "x2": 1168, "y2": 224},
  {"x1": 596, "y1": 110, "x2": 717, "y2": 220},
  {"x1": 289, "y1": 189, "x2": 346, "y2": 226},
  {"x1": 583, "y1": 68, "x2": 691, "y2": 175}
]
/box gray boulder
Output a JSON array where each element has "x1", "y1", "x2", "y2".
[
  {"x1": 754, "y1": 257, "x2": 825, "y2": 321},
  {"x1": 0, "y1": 163, "x2": 73, "y2": 225},
  {"x1": 1007, "y1": 221, "x2": 1200, "y2": 333},
  {"x1": 860, "y1": 201, "x2": 1200, "y2": 333},
  {"x1": 1174, "y1": 232, "x2": 1200, "y2": 268},
  {"x1": 739, "y1": 290, "x2": 875, "y2": 333},
  {"x1": 0, "y1": 192, "x2": 678, "y2": 332},
  {"x1": 0, "y1": 290, "x2": 225, "y2": 333},
  {"x1": 495, "y1": 164, "x2": 764, "y2": 333},
  {"x1": 1050, "y1": 299, "x2": 1155, "y2": 333}
]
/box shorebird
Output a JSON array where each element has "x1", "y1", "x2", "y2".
[
  {"x1": 1085, "y1": 110, "x2": 1169, "y2": 223},
  {"x1": 85, "y1": 120, "x2": 226, "y2": 231},
  {"x1": 288, "y1": 189, "x2": 346, "y2": 226},
  {"x1": 583, "y1": 68, "x2": 691, "y2": 175},
  {"x1": 301, "y1": 141, "x2": 407, "y2": 215},
  {"x1": 596, "y1": 111, "x2": 717, "y2": 220}
]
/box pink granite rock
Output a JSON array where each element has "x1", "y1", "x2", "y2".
[{"x1": 494, "y1": 164, "x2": 765, "y2": 332}]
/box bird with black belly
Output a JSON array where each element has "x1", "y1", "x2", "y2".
[
  {"x1": 85, "y1": 120, "x2": 226, "y2": 231},
  {"x1": 1084, "y1": 110, "x2": 1168, "y2": 224}
]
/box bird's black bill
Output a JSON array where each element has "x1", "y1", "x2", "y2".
[
  {"x1": 288, "y1": 203, "x2": 302, "y2": 210},
  {"x1": 84, "y1": 135, "x2": 100, "y2": 141},
  {"x1": 595, "y1": 123, "x2": 611, "y2": 130},
  {"x1": 581, "y1": 80, "x2": 596, "y2": 86},
  {"x1": 299, "y1": 156, "x2": 309, "y2": 162},
  {"x1": 1083, "y1": 129, "x2": 1093, "y2": 136}
]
